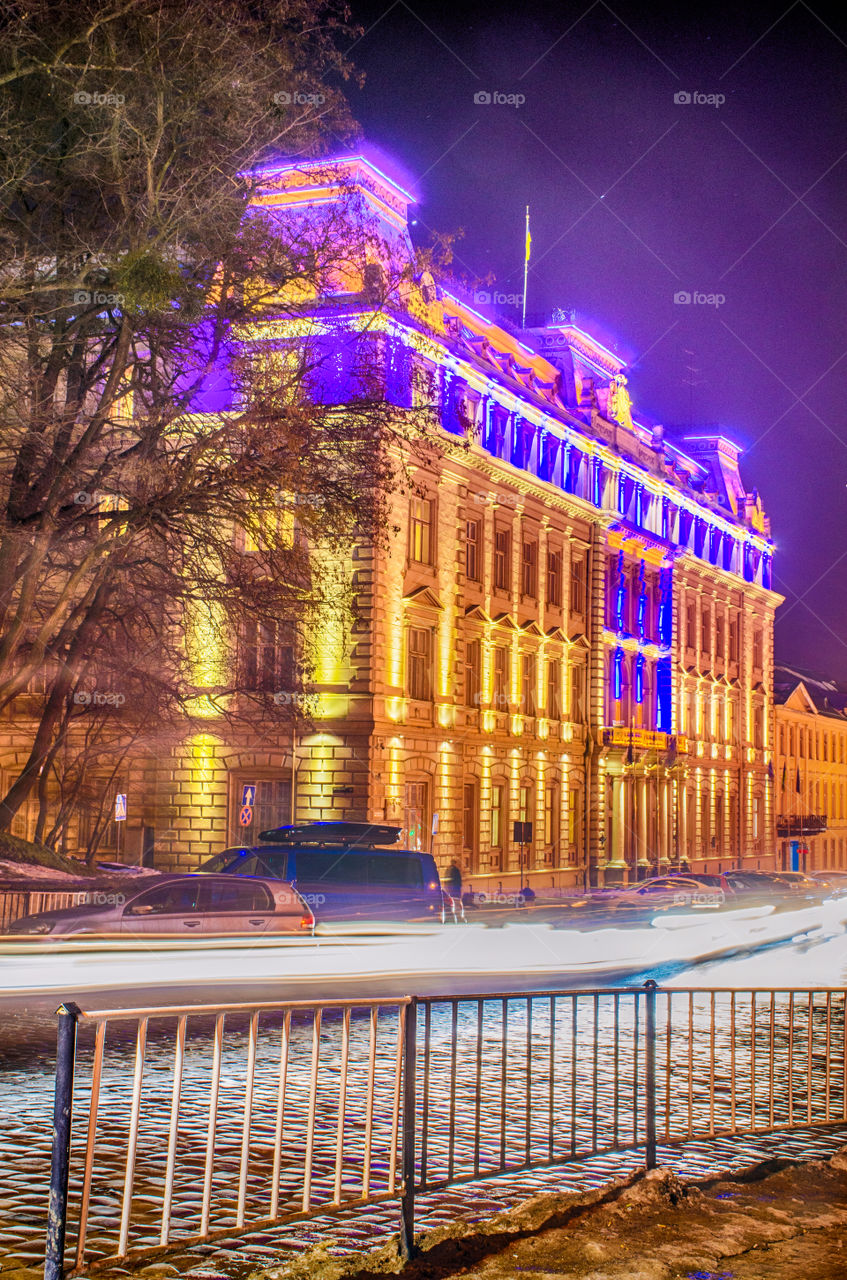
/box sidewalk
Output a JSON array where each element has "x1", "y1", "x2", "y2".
[{"x1": 260, "y1": 1146, "x2": 847, "y2": 1280}]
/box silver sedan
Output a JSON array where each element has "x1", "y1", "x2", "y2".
[{"x1": 5, "y1": 873, "x2": 314, "y2": 937}]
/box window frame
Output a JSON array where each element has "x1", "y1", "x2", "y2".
[
  {"x1": 406, "y1": 625, "x2": 434, "y2": 701},
  {"x1": 465, "y1": 517, "x2": 481, "y2": 582},
  {"x1": 409, "y1": 496, "x2": 434, "y2": 565},
  {"x1": 493, "y1": 526, "x2": 511, "y2": 592},
  {"x1": 521, "y1": 537, "x2": 538, "y2": 599},
  {"x1": 464, "y1": 637, "x2": 481, "y2": 707}
]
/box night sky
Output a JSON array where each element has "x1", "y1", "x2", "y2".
[{"x1": 332, "y1": 0, "x2": 847, "y2": 676}]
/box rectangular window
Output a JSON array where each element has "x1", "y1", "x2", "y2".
[
  {"x1": 406, "y1": 627, "x2": 433, "y2": 701},
  {"x1": 688, "y1": 687, "x2": 698, "y2": 737},
  {"x1": 685, "y1": 603, "x2": 696, "y2": 649},
  {"x1": 570, "y1": 555, "x2": 585, "y2": 614},
  {"x1": 700, "y1": 607, "x2": 710, "y2": 654},
  {"x1": 242, "y1": 620, "x2": 295, "y2": 693},
  {"x1": 465, "y1": 518, "x2": 481, "y2": 582},
  {"x1": 494, "y1": 527, "x2": 511, "y2": 591},
  {"x1": 409, "y1": 497, "x2": 434, "y2": 564},
  {"x1": 493, "y1": 645, "x2": 510, "y2": 709},
  {"x1": 521, "y1": 539, "x2": 538, "y2": 598},
  {"x1": 569, "y1": 663, "x2": 586, "y2": 721},
  {"x1": 521, "y1": 653, "x2": 537, "y2": 716},
  {"x1": 490, "y1": 784, "x2": 504, "y2": 848},
  {"x1": 464, "y1": 638, "x2": 481, "y2": 707},
  {"x1": 411, "y1": 361, "x2": 436, "y2": 409},
  {"x1": 544, "y1": 785, "x2": 559, "y2": 849},
  {"x1": 463, "y1": 782, "x2": 476, "y2": 853},
  {"x1": 752, "y1": 628, "x2": 763, "y2": 670},
  {"x1": 729, "y1": 617, "x2": 739, "y2": 662},
  {"x1": 547, "y1": 549, "x2": 562, "y2": 608},
  {"x1": 651, "y1": 580, "x2": 662, "y2": 643},
  {"x1": 547, "y1": 658, "x2": 561, "y2": 719},
  {"x1": 715, "y1": 615, "x2": 725, "y2": 660},
  {"x1": 606, "y1": 558, "x2": 620, "y2": 630},
  {"x1": 519, "y1": 785, "x2": 531, "y2": 824}
]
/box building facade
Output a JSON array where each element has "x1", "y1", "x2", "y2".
[
  {"x1": 2, "y1": 153, "x2": 782, "y2": 886},
  {"x1": 774, "y1": 668, "x2": 847, "y2": 871}
]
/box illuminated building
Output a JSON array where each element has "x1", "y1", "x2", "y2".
[
  {"x1": 2, "y1": 153, "x2": 781, "y2": 886},
  {"x1": 193, "y1": 151, "x2": 779, "y2": 890},
  {"x1": 773, "y1": 667, "x2": 847, "y2": 871}
]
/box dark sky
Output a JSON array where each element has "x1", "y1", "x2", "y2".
[{"x1": 334, "y1": 0, "x2": 847, "y2": 677}]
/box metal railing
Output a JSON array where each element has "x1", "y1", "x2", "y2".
[
  {"x1": 776, "y1": 814, "x2": 828, "y2": 837},
  {"x1": 0, "y1": 887, "x2": 89, "y2": 930},
  {"x1": 46, "y1": 997, "x2": 408, "y2": 1278},
  {"x1": 46, "y1": 983, "x2": 847, "y2": 1277}
]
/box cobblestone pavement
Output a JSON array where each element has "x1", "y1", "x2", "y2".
[{"x1": 2, "y1": 988, "x2": 847, "y2": 1278}]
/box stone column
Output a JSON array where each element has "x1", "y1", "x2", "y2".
[
  {"x1": 637, "y1": 775, "x2": 649, "y2": 869},
  {"x1": 606, "y1": 773, "x2": 627, "y2": 884},
  {"x1": 660, "y1": 778, "x2": 670, "y2": 865}
]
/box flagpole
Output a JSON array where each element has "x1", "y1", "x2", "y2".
[{"x1": 521, "y1": 205, "x2": 530, "y2": 329}]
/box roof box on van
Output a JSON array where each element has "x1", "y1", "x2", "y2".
[{"x1": 257, "y1": 821, "x2": 403, "y2": 847}]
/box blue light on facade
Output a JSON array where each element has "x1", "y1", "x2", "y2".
[
  {"x1": 615, "y1": 553, "x2": 626, "y2": 630},
  {"x1": 659, "y1": 568, "x2": 673, "y2": 647},
  {"x1": 656, "y1": 658, "x2": 673, "y2": 731}
]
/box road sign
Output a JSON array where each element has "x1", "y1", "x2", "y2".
[
  {"x1": 241, "y1": 783, "x2": 257, "y2": 808},
  {"x1": 115, "y1": 794, "x2": 127, "y2": 822},
  {"x1": 239, "y1": 805, "x2": 253, "y2": 828},
  {"x1": 513, "y1": 820, "x2": 532, "y2": 844}
]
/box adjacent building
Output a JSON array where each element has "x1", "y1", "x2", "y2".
[{"x1": 773, "y1": 666, "x2": 847, "y2": 871}]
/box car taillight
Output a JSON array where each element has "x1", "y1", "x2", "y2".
[{"x1": 300, "y1": 912, "x2": 315, "y2": 930}]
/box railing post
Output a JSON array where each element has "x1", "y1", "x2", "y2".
[
  {"x1": 399, "y1": 996, "x2": 418, "y2": 1260},
  {"x1": 45, "y1": 1001, "x2": 81, "y2": 1280},
  {"x1": 643, "y1": 980, "x2": 657, "y2": 1170}
]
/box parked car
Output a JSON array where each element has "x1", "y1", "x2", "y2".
[
  {"x1": 807, "y1": 870, "x2": 847, "y2": 897},
  {"x1": 200, "y1": 821, "x2": 444, "y2": 923},
  {"x1": 5, "y1": 873, "x2": 314, "y2": 937},
  {"x1": 598, "y1": 876, "x2": 726, "y2": 912},
  {"x1": 722, "y1": 870, "x2": 827, "y2": 903}
]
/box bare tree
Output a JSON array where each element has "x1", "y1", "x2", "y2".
[{"x1": 0, "y1": 0, "x2": 435, "y2": 834}]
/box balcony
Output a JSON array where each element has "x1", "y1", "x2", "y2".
[
  {"x1": 600, "y1": 727, "x2": 688, "y2": 754},
  {"x1": 776, "y1": 814, "x2": 828, "y2": 838}
]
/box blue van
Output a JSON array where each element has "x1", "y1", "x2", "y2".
[{"x1": 199, "y1": 822, "x2": 444, "y2": 923}]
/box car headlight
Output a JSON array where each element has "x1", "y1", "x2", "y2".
[{"x1": 11, "y1": 921, "x2": 55, "y2": 935}]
